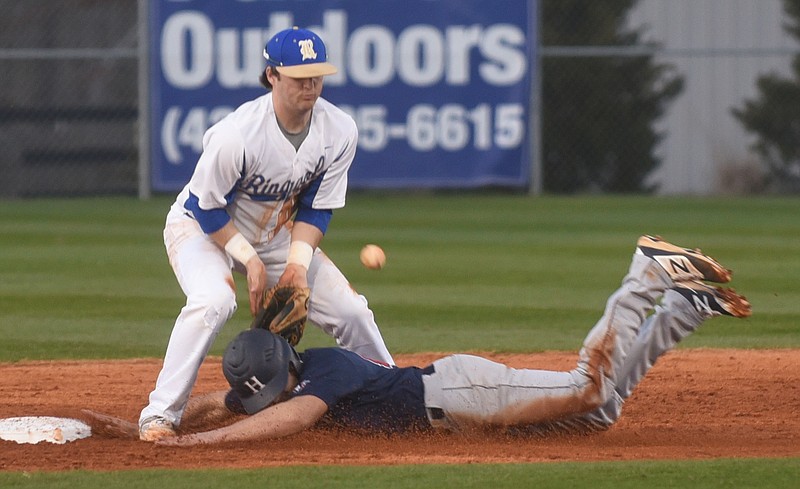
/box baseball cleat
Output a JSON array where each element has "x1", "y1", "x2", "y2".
[
  {"x1": 635, "y1": 235, "x2": 732, "y2": 283},
  {"x1": 672, "y1": 280, "x2": 752, "y2": 318},
  {"x1": 139, "y1": 416, "x2": 176, "y2": 442}
]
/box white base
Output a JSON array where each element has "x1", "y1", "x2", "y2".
[{"x1": 0, "y1": 416, "x2": 91, "y2": 444}]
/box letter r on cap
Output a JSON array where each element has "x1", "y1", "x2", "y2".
[{"x1": 299, "y1": 39, "x2": 318, "y2": 61}]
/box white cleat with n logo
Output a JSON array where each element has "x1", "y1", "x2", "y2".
[
  {"x1": 672, "y1": 280, "x2": 752, "y2": 318},
  {"x1": 635, "y1": 235, "x2": 732, "y2": 283}
]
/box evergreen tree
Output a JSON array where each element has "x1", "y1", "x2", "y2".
[
  {"x1": 731, "y1": 0, "x2": 800, "y2": 190},
  {"x1": 541, "y1": 0, "x2": 683, "y2": 193}
]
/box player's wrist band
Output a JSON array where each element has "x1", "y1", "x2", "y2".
[
  {"x1": 224, "y1": 233, "x2": 258, "y2": 265},
  {"x1": 287, "y1": 240, "x2": 314, "y2": 269}
]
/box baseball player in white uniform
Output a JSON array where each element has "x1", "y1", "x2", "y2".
[{"x1": 138, "y1": 27, "x2": 394, "y2": 441}]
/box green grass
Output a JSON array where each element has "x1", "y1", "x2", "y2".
[
  {"x1": 2, "y1": 194, "x2": 796, "y2": 359},
  {"x1": 1, "y1": 458, "x2": 798, "y2": 488},
  {"x1": 1, "y1": 193, "x2": 798, "y2": 486}
]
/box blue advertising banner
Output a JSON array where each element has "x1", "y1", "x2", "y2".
[{"x1": 149, "y1": 0, "x2": 535, "y2": 191}]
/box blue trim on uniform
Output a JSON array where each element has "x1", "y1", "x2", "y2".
[
  {"x1": 296, "y1": 206, "x2": 332, "y2": 234},
  {"x1": 248, "y1": 193, "x2": 285, "y2": 202},
  {"x1": 184, "y1": 191, "x2": 232, "y2": 234},
  {"x1": 294, "y1": 171, "x2": 331, "y2": 233},
  {"x1": 183, "y1": 150, "x2": 244, "y2": 234},
  {"x1": 299, "y1": 171, "x2": 326, "y2": 208}
]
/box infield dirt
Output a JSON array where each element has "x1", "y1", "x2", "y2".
[{"x1": 1, "y1": 349, "x2": 798, "y2": 471}]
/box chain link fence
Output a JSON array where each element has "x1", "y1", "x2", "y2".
[
  {"x1": 1, "y1": 0, "x2": 797, "y2": 197},
  {"x1": 0, "y1": 0, "x2": 139, "y2": 197}
]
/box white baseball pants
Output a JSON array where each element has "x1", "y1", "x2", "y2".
[
  {"x1": 140, "y1": 212, "x2": 394, "y2": 427},
  {"x1": 421, "y1": 253, "x2": 701, "y2": 433}
]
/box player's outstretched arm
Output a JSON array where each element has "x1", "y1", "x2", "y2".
[{"x1": 156, "y1": 395, "x2": 328, "y2": 447}]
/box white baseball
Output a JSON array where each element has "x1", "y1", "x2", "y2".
[{"x1": 360, "y1": 244, "x2": 386, "y2": 270}]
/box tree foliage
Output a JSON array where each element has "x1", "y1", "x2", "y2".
[
  {"x1": 731, "y1": 0, "x2": 800, "y2": 188},
  {"x1": 541, "y1": 0, "x2": 684, "y2": 193}
]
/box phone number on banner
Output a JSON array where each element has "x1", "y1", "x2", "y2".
[
  {"x1": 340, "y1": 103, "x2": 525, "y2": 152},
  {"x1": 158, "y1": 102, "x2": 525, "y2": 164}
]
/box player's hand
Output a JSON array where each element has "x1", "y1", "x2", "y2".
[
  {"x1": 277, "y1": 263, "x2": 309, "y2": 289},
  {"x1": 245, "y1": 255, "x2": 268, "y2": 316}
]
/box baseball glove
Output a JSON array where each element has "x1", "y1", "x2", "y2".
[{"x1": 251, "y1": 285, "x2": 310, "y2": 346}]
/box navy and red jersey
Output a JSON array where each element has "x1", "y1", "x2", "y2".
[{"x1": 294, "y1": 348, "x2": 430, "y2": 433}]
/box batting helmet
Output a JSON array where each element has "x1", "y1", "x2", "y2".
[{"x1": 222, "y1": 329, "x2": 302, "y2": 414}]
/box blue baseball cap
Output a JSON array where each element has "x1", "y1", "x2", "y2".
[{"x1": 263, "y1": 27, "x2": 338, "y2": 78}]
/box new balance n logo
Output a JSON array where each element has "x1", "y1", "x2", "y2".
[
  {"x1": 691, "y1": 295, "x2": 714, "y2": 315},
  {"x1": 654, "y1": 255, "x2": 701, "y2": 281}
]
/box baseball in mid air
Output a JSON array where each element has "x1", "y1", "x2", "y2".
[{"x1": 360, "y1": 244, "x2": 386, "y2": 270}]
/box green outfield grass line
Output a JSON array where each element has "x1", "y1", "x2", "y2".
[{"x1": 0, "y1": 194, "x2": 798, "y2": 361}]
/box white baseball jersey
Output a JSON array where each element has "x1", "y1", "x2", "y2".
[
  {"x1": 142, "y1": 92, "x2": 393, "y2": 430},
  {"x1": 171, "y1": 92, "x2": 357, "y2": 247}
]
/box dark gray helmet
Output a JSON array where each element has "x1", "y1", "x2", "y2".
[{"x1": 222, "y1": 329, "x2": 302, "y2": 414}]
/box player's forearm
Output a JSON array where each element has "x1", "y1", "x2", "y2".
[
  {"x1": 290, "y1": 221, "x2": 324, "y2": 250},
  {"x1": 209, "y1": 221, "x2": 241, "y2": 250},
  {"x1": 211, "y1": 221, "x2": 259, "y2": 268},
  {"x1": 160, "y1": 396, "x2": 327, "y2": 446},
  {"x1": 185, "y1": 412, "x2": 305, "y2": 444},
  {"x1": 281, "y1": 221, "x2": 324, "y2": 284}
]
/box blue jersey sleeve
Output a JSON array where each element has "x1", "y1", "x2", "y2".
[
  {"x1": 294, "y1": 172, "x2": 333, "y2": 234},
  {"x1": 184, "y1": 191, "x2": 234, "y2": 234},
  {"x1": 294, "y1": 206, "x2": 332, "y2": 234}
]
